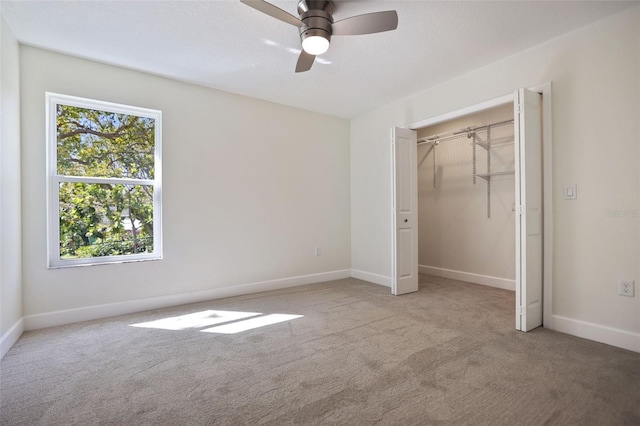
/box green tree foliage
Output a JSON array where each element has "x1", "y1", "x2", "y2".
[{"x1": 57, "y1": 105, "x2": 155, "y2": 258}]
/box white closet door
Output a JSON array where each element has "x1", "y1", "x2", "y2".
[
  {"x1": 391, "y1": 127, "x2": 418, "y2": 295},
  {"x1": 514, "y1": 88, "x2": 543, "y2": 331}
]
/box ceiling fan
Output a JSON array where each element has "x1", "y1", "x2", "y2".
[{"x1": 240, "y1": 0, "x2": 399, "y2": 72}]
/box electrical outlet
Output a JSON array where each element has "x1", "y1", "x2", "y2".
[
  {"x1": 619, "y1": 280, "x2": 635, "y2": 297},
  {"x1": 315, "y1": 247, "x2": 321, "y2": 256}
]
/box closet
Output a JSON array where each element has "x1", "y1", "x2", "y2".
[{"x1": 416, "y1": 104, "x2": 516, "y2": 290}]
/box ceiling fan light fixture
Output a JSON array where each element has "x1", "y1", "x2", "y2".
[
  {"x1": 302, "y1": 34, "x2": 329, "y2": 55},
  {"x1": 241, "y1": 0, "x2": 398, "y2": 72}
]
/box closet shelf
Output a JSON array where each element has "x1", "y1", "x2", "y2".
[
  {"x1": 474, "y1": 138, "x2": 514, "y2": 151},
  {"x1": 473, "y1": 170, "x2": 515, "y2": 180},
  {"x1": 472, "y1": 124, "x2": 515, "y2": 218}
]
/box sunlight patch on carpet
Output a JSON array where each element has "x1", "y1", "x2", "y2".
[
  {"x1": 201, "y1": 314, "x2": 304, "y2": 334},
  {"x1": 130, "y1": 310, "x2": 260, "y2": 331},
  {"x1": 129, "y1": 310, "x2": 303, "y2": 333}
]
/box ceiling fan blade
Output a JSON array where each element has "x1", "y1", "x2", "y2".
[
  {"x1": 295, "y1": 50, "x2": 315, "y2": 73},
  {"x1": 332, "y1": 10, "x2": 398, "y2": 36},
  {"x1": 240, "y1": 0, "x2": 304, "y2": 28}
]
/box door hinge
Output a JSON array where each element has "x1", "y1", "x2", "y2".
[
  {"x1": 516, "y1": 103, "x2": 522, "y2": 114},
  {"x1": 517, "y1": 205, "x2": 524, "y2": 215},
  {"x1": 518, "y1": 306, "x2": 523, "y2": 316}
]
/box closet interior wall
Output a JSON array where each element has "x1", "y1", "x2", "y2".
[{"x1": 417, "y1": 103, "x2": 516, "y2": 287}]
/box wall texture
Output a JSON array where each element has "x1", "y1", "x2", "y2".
[
  {"x1": 0, "y1": 16, "x2": 23, "y2": 356},
  {"x1": 417, "y1": 104, "x2": 515, "y2": 286},
  {"x1": 20, "y1": 47, "x2": 351, "y2": 320},
  {"x1": 351, "y1": 6, "x2": 639, "y2": 349}
]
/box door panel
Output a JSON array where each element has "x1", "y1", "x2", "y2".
[
  {"x1": 398, "y1": 228, "x2": 412, "y2": 278},
  {"x1": 514, "y1": 88, "x2": 543, "y2": 331},
  {"x1": 391, "y1": 127, "x2": 418, "y2": 295}
]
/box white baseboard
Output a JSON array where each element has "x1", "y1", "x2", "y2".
[
  {"x1": 23, "y1": 269, "x2": 352, "y2": 331},
  {"x1": 549, "y1": 315, "x2": 640, "y2": 353},
  {"x1": 351, "y1": 269, "x2": 392, "y2": 287},
  {"x1": 0, "y1": 318, "x2": 24, "y2": 359},
  {"x1": 419, "y1": 265, "x2": 515, "y2": 292}
]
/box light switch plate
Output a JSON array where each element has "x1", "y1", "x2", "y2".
[{"x1": 565, "y1": 184, "x2": 577, "y2": 200}]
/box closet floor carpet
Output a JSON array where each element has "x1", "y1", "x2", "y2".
[{"x1": 1, "y1": 275, "x2": 639, "y2": 425}]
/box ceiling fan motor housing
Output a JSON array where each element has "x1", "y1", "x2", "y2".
[{"x1": 297, "y1": 0, "x2": 334, "y2": 46}]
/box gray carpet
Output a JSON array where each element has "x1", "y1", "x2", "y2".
[{"x1": 1, "y1": 275, "x2": 639, "y2": 425}]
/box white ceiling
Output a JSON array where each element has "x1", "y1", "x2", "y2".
[{"x1": 1, "y1": 0, "x2": 636, "y2": 118}]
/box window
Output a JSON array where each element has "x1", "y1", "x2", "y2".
[{"x1": 46, "y1": 93, "x2": 162, "y2": 267}]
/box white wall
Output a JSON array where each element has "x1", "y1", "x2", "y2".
[
  {"x1": 351, "y1": 7, "x2": 640, "y2": 350},
  {"x1": 417, "y1": 105, "x2": 515, "y2": 287},
  {"x1": 20, "y1": 47, "x2": 351, "y2": 321},
  {"x1": 0, "y1": 16, "x2": 23, "y2": 356}
]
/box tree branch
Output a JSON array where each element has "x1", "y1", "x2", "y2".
[{"x1": 58, "y1": 128, "x2": 126, "y2": 140}]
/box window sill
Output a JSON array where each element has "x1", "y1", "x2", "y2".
[{"x1": 48, "y1": 254, "x2": 162, "y2": 269}]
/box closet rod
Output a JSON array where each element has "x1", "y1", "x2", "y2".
[{"x1": 417, "y1": 118, "x2": 514, "y2": 145}]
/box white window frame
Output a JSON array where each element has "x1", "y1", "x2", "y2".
[{"x1": 46, "y1": 93, "x2": 163, "y2": 268}]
